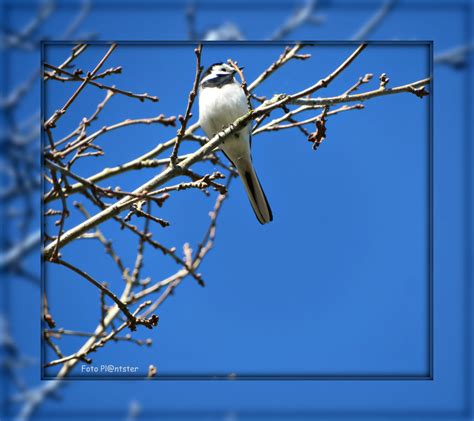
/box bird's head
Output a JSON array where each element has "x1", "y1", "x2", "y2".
[{"x1": 200, "y1": 62, "x2": 244, "y2": 87}]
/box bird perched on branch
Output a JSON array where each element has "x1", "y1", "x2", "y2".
[{"x1": 198, "y1": 62, "x2": 273, "y2": 224}]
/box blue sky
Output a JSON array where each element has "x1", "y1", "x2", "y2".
[{"x1": 1, "y1": 1, "x2": 473, "y2": 420}]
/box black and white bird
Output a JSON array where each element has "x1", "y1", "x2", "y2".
[{"x1": 198, "y1": 62, "x2": 273, "y2": 224}]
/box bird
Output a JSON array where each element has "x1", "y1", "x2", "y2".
[{"x1": 198, "y1": 62, "x2": 273, "y2": 224}]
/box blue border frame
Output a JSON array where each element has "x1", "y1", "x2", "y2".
[{"x1": 1, "y1": 0, "x2": 472, "y2": 419}]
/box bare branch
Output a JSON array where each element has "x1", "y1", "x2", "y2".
[
  {"x1": 351, "y1": 0, "x2": 396, "y2": 41},
  {"x1": 44, "y1": 44, "x2": 117, "y2": 130},
  {"x1": 270, "y1": 0, "x2": 324, "y2": 40},
  {"x1": 434, "y1": 43, "x2": 474, "y2": 68},
  {"x1": 287, "y1": 77, "x2": 430, "y2": 106},
  {"x1": 169, "y1": 44, "x2": 203, "y2": 165},
  {"x1": 248, "y1": 44, "x2": 310, "y2": 91},
  {"x1": 52, "y1": 259, "x2": 159, "y2": 333},
  {"x1": 43, "y1": 43, "x2": 88, "y2": 81},
  {"x1": 44, "y1": 63, "x2": 159, "y2": 103}
]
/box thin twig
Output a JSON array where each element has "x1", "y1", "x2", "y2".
[
  {"x1": 54, "y1": 259, "x2": 158, "y2": 332},
  {"x1": 287, "y1": 77, "x2": 430, "y2": 106},
  {"x1": 54, "y1": 114, "x2": 175, "y2": 159},
  {"x1": 43, "y1": 43, "x2": 88, "y2": 81},
  {"x1": 44, "y1": 63, "x2": 159, "y2": 103},
  {"x1": 44, "y1": 43, "x2": 117, "y2": 129},
  {"x1": 170, "y1": 44, "x2": 203, "y2": 165},
  {"x1": 351, "y1": 0, "x2": 396, "y2": 41}
]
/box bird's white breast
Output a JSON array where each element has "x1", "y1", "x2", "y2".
[
  {"x1": 199, "y1": 81, "x2": 251, "y2": 161},
  {"x1": 199, "y1": 82, "x2": 249, "y2": 135}
]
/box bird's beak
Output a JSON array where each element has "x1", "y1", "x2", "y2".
[{"x1": 239, "y1": 66, "x2": 245, "y2": 71}]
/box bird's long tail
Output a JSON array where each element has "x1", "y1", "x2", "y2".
[{"x1": 236, "y1": 158, "x2": 273, "y2": 224}]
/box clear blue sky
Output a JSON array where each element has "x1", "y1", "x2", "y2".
[{"x1": 1, "y1": 1, "x2": 473, "y2": 419}]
